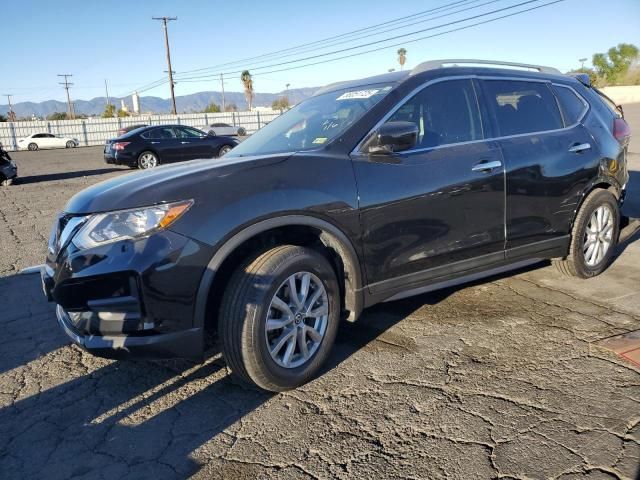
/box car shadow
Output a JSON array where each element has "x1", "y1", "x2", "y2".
[
  {"x1": 0, "y1": 263, "x2": 546, "y2": 478},
  {"x1": 15, "y1": 168, "x2": 123, "y2": 185}
]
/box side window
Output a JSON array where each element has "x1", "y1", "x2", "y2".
[
  {"x1": 175, "y1": 127, "x2": 204, "y2": 138},
  {"x1": 145, "y1": 127, "x2": 176, "y2": 140},
  {"x1": 552, "y1": 85, "x2": 587, "y2": 126},
  {"x1": 387, "y1": 79, "x2": 482, "y2": 149},
  {"x1": 483, "y1": 80, "x2": 563, "y2": 136},
  {"x1": 33, "y1": 133, "x2": 45, "y2": 138}
]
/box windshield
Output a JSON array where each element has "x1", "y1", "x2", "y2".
[{"x1": 228, "y1": 83, "x2": 394, "y2": 156}]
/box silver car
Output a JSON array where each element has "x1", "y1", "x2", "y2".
[{"x1": 203, "y1": 123, "x2": 246, "y2": 137}]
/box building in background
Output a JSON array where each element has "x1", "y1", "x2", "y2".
[{"x1": 132, "y1": 91, "x2": 140, "y2": 114}]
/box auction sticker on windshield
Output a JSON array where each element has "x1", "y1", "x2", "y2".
[{"x1": 336, "y1": 89, "x2": 380, "y2": 100}]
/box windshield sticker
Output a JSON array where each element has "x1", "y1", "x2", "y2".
[
  {"x1": 312, "y1": 137, "x2": 328, "y2": 144},
  {"x1": 336, "y1": 89, "x2": 380, "y2": 100}
]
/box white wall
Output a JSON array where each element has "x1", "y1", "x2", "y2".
[
  {"x1": 0, "y1": 110, "x2": 281, "y2": 151},
  {"x1": 600, "y1": 86, "x2": 640, "y2": 105}
]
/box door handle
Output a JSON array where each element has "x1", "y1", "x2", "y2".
[
  {"x1": 471, "y1": 160, "x2": 502, "y2": 173},
  {"x1": 150, "y1": 141, "x2": 160, "y2": 144},
  {"x1": 569, "y1": 142, "x2": 591, "y2": 153},
  {"x1": 180, "y1": 141, "x2": 190, "y2": 144}
]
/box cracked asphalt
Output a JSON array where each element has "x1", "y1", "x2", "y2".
[{"x1": 1, "y1": 107, "x2": 639, "y2": 479}]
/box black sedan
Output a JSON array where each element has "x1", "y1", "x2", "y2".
[{"x1": 104, "y1": 125, "x2": 238, "y2": 169}]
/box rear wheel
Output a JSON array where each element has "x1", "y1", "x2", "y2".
[
  {"x1": 28, "y1": 143, "x2": 38, "y2": 151},
  {"x1": 237, "y1": 127, "x2": 247, "y2": 136},
  {"x1": 554, "y1": 189, "x2": 620, "y2": 278},
  {"x1": 65, "y1": 141, "x2": 75, "y2": 148},
  {"x1": 138, "y1": 151, "x2": 159, "y2": 169},
  {"x1": 219, "y1": 245, "x2": 340, "y2": 391}
]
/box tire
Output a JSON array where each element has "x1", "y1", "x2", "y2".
[
  {"x1": 28, "y1": 143, "x2": 38, "y2": 151},
  {"x1": 554, "y1": 189, "x2": 620, "y2": 278},
  {"x1": 217, "y1": 144, "x2": 233, "y2": 157},
  {"x1": 137, "y1": 151, "x2": 159, "y2": 169},
  {"x1": 0, "y1": 177, "x2": 12, "y2": 187},
  {"x1": 219, "y1": 245, "x2": 340, "y2": 392},
  {"x1": 66, "y1": 141, "x2": 75, "y2": 148},
  {"x1": 237, "y1": 127, "x2": 247, "y2": 136}
]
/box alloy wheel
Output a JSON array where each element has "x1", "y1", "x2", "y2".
[
  {"x1": 583, "y1": 205, "x2": 614, "y2": 267},
  {"x1": 139, "y1": 153, "x2": 157, "y2": 169},
  {"x1": 219, "y1": 145, "x2": 232, "y2": 157},
  {"x1": 265, "y1": 271, "x2": 329, "y2": 369}
]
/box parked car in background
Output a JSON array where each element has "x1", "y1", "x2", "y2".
[
  {"x1": 18, "y1": 133, "x2": 78, "y2": 151},
  {"x1": 203, "y1": 123, "x2": 246, "y2": 137},
  {"x1": 117, "y1": 124, "x2": 148, "y2": 136},
  {"x1": 0, "y1": 142, "x2": 17, "y2": 186},
  {"x1": 43, "y1": 59, "x2": 630, "y2": 392},
  {"x1": 104, "y1": 124, "x2": 238, "y2": 169}
]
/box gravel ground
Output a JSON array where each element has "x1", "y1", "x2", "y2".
[{"x1": 0, "y1": 112, "x2": 639, "y2": 479}]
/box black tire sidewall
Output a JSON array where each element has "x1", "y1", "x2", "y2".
[
  {"x1": 571, "y1": 190, "x2": 619, "y2": 277},
  {"x1": 243, "y1": 248, "x2": 340, "y2": 390},
  {"x1": 28, "y1": 143, "x2": 37, "y2": 151}
]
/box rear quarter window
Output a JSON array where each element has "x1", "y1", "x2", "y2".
[{"x1": 552, "y1": 85, "x2": 587, "y2": 126}]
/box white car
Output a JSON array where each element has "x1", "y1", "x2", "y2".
[
  {"x1": 202, "y1": 123, "x2": 246, "y2": 137},
  {"x1": 18, "y1": 133, "x2": 78, "y2": 151}
]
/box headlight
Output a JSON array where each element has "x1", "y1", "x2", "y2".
[{"x1": 72, "y1": 200, "x2": 193, "y2": 250}]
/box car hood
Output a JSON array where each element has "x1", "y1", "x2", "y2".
[{"x1": 64, "y1": 154, "x2": 290, "y2": 214}]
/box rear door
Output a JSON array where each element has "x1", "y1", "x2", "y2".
[
  {"x1": 144, "y1": 127, "x2": 179, "y2": 162},
  {"x1": 480, "y1": 79, "x2": 599, "y2": 255},
  {"x1": 354, "y1": 78, "x2": 506, "y2": 294}
]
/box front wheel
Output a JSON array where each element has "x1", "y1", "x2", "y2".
[
  {"x1": 137, "y1": 151, "x2": 159, "y2": 169},
  {"x1": 65, "y1": 141, "x2": 75, "y2": 148},
  {"x1": 1, "y1": 178, "x2": 12, "y2": 187},
  {"x1": 554, "y1": 189, "x2": 620, "y2": 278},
  {"x1": 28, "y1": 143, "x2": 38, "y2": 151},
  {"x1": 217, "y1": 144, "x2": 233, "y2": 157},
  {"x1": 219, "y1": 245, "x2": 340, "y2": 391}
]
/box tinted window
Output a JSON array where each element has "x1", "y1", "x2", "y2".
[
  {"x1": 175, "y1": 127, "x2": 205, "y2": 138},
  {"x1": 33, "y1": 133, "x2": 45, "y2": 138},
  {"x1": 483, "y1": 80, "x2": 563, "y2": 136},
  {"x1": 387, "y1": 79, "x2": 482, "y2": 148},
  {"x1": 144, "y1": 127, "x2": 176, "y2": 140},
  {"x1": 553, "y1": 85, "x2": 586, "y2": 125},
  {"x1": 211, "y1": 123, "x2": 230, "y2": 127}
]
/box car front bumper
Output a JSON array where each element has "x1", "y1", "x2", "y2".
[{"x1": 42, "y1": 227, "x2": 215, "y2": 359}]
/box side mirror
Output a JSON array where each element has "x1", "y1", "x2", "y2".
[{"x1": 368, "y1": 121, "x2": 418, "y2": 154}]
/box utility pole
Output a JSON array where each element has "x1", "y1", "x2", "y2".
[
  {"x1": 58, "y1": 74, "x2": 75, "y2": 119},
  {"x1": 579, "y1": 58, "x2": 587, "y2": 70},
  {"x1": 220, "y1": 73, "x2": 226, "y2": 112},
  {"x1": 3, "y1": 94, "x2": 16, "y2": 121},
  {"x1": 152, "y1": 16, "x2": 178, "y2": 114},
  {"x1": 104, "y1": 79, "x2": 111, "y2": 107}
]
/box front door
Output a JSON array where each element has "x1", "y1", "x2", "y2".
[
  {"x1": 173, "y1": 126, "x2": 210, "y2": 160},
  {"x1": 353, "y1": 78, "x2": 506, "y2": 294}
]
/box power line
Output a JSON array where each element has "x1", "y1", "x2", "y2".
[
  {"x1": 152, "y1": 16, "x2": 178, "y2": 114},
  {"x1": 175, "y1": 0, "x2": 561, "y2": 82},
  {"x1": 57, "y1": 74, "x2": 75, "y2": 119},
  {"x1": 176, "y1": 0, "x2": 485, "y2": 76}
]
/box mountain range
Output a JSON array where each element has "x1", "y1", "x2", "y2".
[{"x1": 0, "y1": 87, "x2": 319, "y2": 118}]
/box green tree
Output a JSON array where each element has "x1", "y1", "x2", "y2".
[
  {"x1": 272, "y1": 97, "x2": 290, "y2": 112},
  {"x1": 47, "y1": 112, "x2": 68, "y2": 120},
  {"x1": 102, "y1": 104, "x2": 116, "y2": 118},
  {"x1": 224, "y1": 103, "x2": 238, "y2": 112},
  {"x1": 592, "y1": 43, "x2": 639, "y2": 85},
  {"x1": 117, "y1": 108, "x2": 130, "y2": 118},
  {"x1": 397, "y1": 48, "x2": 407, "y2": 71},
  {"x1": 241, "y1": 70, "x2": 254, "y2": 111},
  {"x1": 203, "y1": 102, "x2": 221, "y2": 113}
]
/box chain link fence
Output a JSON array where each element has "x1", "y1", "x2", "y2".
[{"x1": 0, "y1": 110, "x2": 281, "y2": 151}]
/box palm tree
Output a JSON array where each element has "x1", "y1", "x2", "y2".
[
  {"x1": 397, "y1": 48, "x2": 407, "y2": 71},
  {"x1": 241, "y1": 70, "x2": 254, "y2": 111}
]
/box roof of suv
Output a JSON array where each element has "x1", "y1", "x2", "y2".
[{"x1": 314, "y1": 59, "x2": 571, "y2": 96}]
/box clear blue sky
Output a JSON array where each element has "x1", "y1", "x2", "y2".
[{"x1": 2, "y1": 0, "x2": 639, "y2": 104}]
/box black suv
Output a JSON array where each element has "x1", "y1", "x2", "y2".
[{"x1": 42, "y1": 60, "x2": 631, "y2": 391}]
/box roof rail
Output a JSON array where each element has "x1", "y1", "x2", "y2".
[{"x1": 411, "y1": 59, "x2": 562, "y2": 76}]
